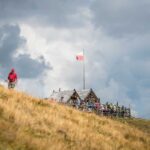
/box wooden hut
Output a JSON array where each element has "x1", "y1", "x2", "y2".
[{"x1": 77, "y1": 89, "x2": 100, "y2": 111}]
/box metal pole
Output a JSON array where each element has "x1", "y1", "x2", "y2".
[{"x1": 83, "y1": 49, "x2": 85, "y2": 90}]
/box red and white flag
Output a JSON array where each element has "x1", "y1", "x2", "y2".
[{"x1": 76, "y1": 52, "x2": 84, "y2": 61}]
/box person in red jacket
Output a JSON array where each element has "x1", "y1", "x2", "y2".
[{"x1": 8, "y1": 68, "x2": 18, "y2": 89}]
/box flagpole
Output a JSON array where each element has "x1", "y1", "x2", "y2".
[{"x1": 83, "y1": 49, "x2": 85, "y2": 90}]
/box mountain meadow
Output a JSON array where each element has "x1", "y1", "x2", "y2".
[{"x1": 0, "y1": 85, "x2": 149, "y2": 150}]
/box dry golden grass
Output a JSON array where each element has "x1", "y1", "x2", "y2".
[{"x1": 0, "y1": 85, "x2": 149, "y2": 150}]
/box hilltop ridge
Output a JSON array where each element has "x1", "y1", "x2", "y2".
[{"x1": 0, "y1": 85, "x2": 149, "y2": 150}]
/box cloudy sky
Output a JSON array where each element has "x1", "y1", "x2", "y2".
[{"x1": 0, "y1": 0, "x2": 149, "y2": 118}]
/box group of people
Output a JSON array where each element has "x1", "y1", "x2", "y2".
[
  {"x1": 101, "y1": 102, "x2": 131, "y2": 117},
  {"x1": 6, "y1": 68, "x2": 18, "y2": 89},
  {"x1": 71, "y1": 100, "x2": 131, "y2": 118}
]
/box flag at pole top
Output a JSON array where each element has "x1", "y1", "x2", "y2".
[{"x1": 76, "y1": 52, "x2": 84, "y2": 61}]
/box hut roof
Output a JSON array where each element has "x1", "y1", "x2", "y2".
[
  {"x1": 77, "y1": 89, "x2": 91, "y2": 100},
  {"x1": 50, "y1": 89, "x2": 99, "y2": 102},
  {"x1": 50, "y1": 90, "x2": 75, "y2": 103}
]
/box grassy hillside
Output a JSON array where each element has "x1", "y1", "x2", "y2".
[{"x1": 0, "y1": 86, "x2": 149, "y2": 150}]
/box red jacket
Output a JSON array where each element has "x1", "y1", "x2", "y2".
[{"x1": 8, "y1": 69, "x2": 17, "y2": 82}]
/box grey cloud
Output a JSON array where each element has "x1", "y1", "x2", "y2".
[
  {"x1": 90, "y1": 0, "x2": 150, "y2": 36},
  {"x1": 0, "y1": 24, "x2": 52, "y2": 79},
  {"x1": 1, "y1": 0, "x2": 150, "y2": 34},
  {"x1": 0, "y1": 0, "x2": 88, "y2": 27},
  {"x1": 0, "y1": 24, "x2": 25, "y2": 67},
  {"x1": 14, "y1": 54, "x2": 51, "y2": 78}
]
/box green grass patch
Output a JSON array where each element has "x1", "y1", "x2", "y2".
[{"x1": 116, "y1": 118, "x2": 150, "y2": 135}]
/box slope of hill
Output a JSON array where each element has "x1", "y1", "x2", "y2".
[
  {"x1": 0, "y1": 85, "x2": 149, "y2": 150},
  {"x1": 116, "y1": 118, "x2": 150, "y2": 135}
]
